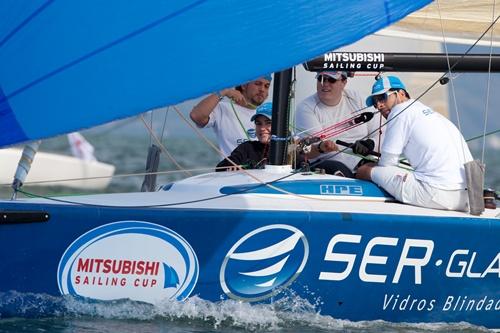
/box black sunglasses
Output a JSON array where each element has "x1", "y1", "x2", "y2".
[{"x1": 317, "y1": 76, "x2": 338, "y2": 84}]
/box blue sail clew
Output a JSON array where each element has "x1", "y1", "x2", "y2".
[{"x1": 0, "y1": 0, "x2": 432, "y2": 147}]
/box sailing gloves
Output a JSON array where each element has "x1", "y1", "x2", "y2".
[{"x1": 352, "y1": 139, "x2": 375, "y2": 156}]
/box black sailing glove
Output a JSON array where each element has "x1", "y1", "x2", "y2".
[{"x1": 352, "y1": 139, "x2": 375, "y2": 156}]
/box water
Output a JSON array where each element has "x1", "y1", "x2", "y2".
[
  {"x1": 0, "y1": 113, "x2": 498, "y2": 332},
  {"x1": 0, "y1": 292, "x2": 491, "y2": 333}
]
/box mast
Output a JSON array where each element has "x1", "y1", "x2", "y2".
[
  {"x1": 304, "y1": 52, "x2": 500, "y2": 72},
  {"x1": 269, "y1": 69, "x2": 293, "y2": 166}
]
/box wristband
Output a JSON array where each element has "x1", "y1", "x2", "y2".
[{"x1": 215, "y1": 91, "x2": 224, "y2": 101}]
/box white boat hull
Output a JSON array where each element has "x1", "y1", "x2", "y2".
[{"x1": 0, "y1": 148, "x2": 115, "y2": 189}]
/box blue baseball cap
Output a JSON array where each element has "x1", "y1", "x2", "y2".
[
  {"x1": 366, "y1": 76, "x2": 406, "y2": 107},
  {"x1": 251, "y1": 102, "x2": 272, "y2": 121},
  {"x1": 262, "y1": 74, "x2": 272, "y2": 82}
]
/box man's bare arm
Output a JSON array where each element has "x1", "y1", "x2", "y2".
[{"x1": 190, "y1": 89, "x2": 247, "y2": 127}]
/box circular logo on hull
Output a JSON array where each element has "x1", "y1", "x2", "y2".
[
  {"x1": 58, "y1": 221, "x2": 198, "y2": 304},
  {"x1": 220, "y1": 224, "x2": 309, "y2": 301}
]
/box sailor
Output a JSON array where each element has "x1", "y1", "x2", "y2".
[
  {"x1": 356, "y1": 76, "x2": 473, "y2": 211},
  {"x1": 295, "y1": 71, "x2": 382, "y2": 177},
  {"x1": 217, "y1": 103, "x2": 336, "y2": 171},
  {"x1": 190, "y1": 75, "x2": 271, "y2": 157}
]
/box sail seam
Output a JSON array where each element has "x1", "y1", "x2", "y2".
[
  {"x1": 0, "y1": 0, "x2": 55, "y2": 48},
  {"x1": 4, "y1": 0, "x2": 207, "y2": 101}
]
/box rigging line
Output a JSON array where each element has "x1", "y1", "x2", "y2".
[
  {"x1": 171, "y1": 104, "x2": 350, "y2": 201},
  {"x1": 10, "y1": 110, "x2": 311, "y2": 206},
  {"x1": 482, "y1": 0, "x2": 497, "y2": 164},
  {"x1": 0, "y1": 0, "x2": 55, "y2": 48},
  {"x1": 310, "y1": 14, "x2": 500, "y2": 169},
  {"x1": 436, "y1": 0, "x2": 462, "y2": 133},
  {"x1": 0, "y1": 166, "x2": 230, "y2": 188},
  {"x1": 309, "y1": 96, "x2": 437, "y2": 169},
  {"x1": 148, "y1": 109, "x2": 154, "y2": 146},
  {"x1": 172, "y1": 104, "x2": 255, "y2": 175},
  {"x1": 466, "y1": 128, "x2": 500, "y2": 143},
  {"x1": 160, "y1": 107, "x2": 169, "y2": 142},
  {"x1": 15, "y1": 168, "x2": 393, "y2": 209},
  {"x1": 293, "y1": 102, "x2": 375, "y2": 138},
  {"x1": 436, "y1": 0, "x2": 469, "y2": 165},
  {"x1": 4, "y1": 0, "x2": 207, "y2": 101},
  {"x1": 289, "y1": 68, "x2": 298, "y2": 167},
  {"x1": 7, "y1": 111, "x2": 388, "y2": 206},
  {"x1": 172, "y1": 105, "x2": 287, "y2": 189},
  {"x1": 436, "y1": 0, "x2": 468, "y2": 166},
  {"x1": 140, "y1": 114, "x2": 191, "y2": 177},
  {"x1": 229, "y1": 100, "x2": 251, "y2": 141},
  {"x1": 14, "y1": 187, "x2": 237, "y2": 209},
  {"x1": 180, "y1": 101, "x2": 371, "y2": 199}
]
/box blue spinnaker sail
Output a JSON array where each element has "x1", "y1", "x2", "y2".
[{"x1": 0, "y1": 0, "x2": 432, "y2": 148}]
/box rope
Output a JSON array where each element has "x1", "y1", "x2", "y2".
[
  {"x1": 466, "y1": 128, "x2": 500, "y2": 143},
  {"x1": 312, "y1": 12, "x2": 500, "y2": 170},
  {"x1": 229, "y1": 100, "x2": 251, "y2": 141},
  {"x1": 0, "y1": 166, "x2": 223, "y2": 188},
  {"x1": 481, "y1": 0, "x2": 497, "y2": 164},
  {"x1": 139, "y1": 114, "x2": 192, "y2": 177},
  {"x1": 160, "y1": 107, "x2": 169, "y2": 142},
  {"x1": 436, "y1": 0, "x2": 469, "y2": 166}
]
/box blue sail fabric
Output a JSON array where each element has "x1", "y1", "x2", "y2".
[{"x1": 0, "y1": 0, "x2": 432, "y2": 147}]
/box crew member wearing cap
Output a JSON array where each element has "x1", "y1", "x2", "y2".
[
  {"x1": 295, "y1": 71, "x2": 382, "y2": 177},
  {"x1": 357, "y1": 76, "x2": 473, "y2": 211},
  {"x1": 217, "y1": 103, "x2": 334, "y2": 171},
  {"x1": 190, "y1": 76, "x2": 272, "y2": 157}
]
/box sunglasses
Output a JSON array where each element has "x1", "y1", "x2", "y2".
[
  {"x1": 317, "y1": 76, "x2": 339, "y2": 84},
  {"x1": 372, "y1": 90, "x2": 398, "y2": 104}
]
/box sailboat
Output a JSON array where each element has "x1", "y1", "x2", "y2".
[
  {"x1": 0, "y1": 133, "x2": 115, "y2": 189},
  {"x1": 0, "y1": 0, "x2": 499, "y2": 329}
]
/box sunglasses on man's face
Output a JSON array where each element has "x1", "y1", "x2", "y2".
[
  {"x1": 317, "y1": 76, "x2": 339, "y2": 84},
  {"x1": 372, "y1": 90, "x2": 398, "y2": 104}
]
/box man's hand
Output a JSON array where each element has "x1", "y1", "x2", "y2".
[
  {"x1": 356, "y1": 162, "x2": 376, "y2": 180},
  {"x1": 221, "y1": 88, "x2": 247, "y2": 106},
  {"x1": 352, "y1": 139, "x2": 375, "y2": 156},
  {"x1": 320, "y1": 140, "x2": 338, "y2": 153}
]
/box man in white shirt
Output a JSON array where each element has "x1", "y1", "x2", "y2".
[
  {"x1": 295, "y1": 71, "x2": 382, "y2": 176},
  {"x1": 190, "y1": 76, "x2": 271, "y2": 156},
  {"x1": 357, "y1": 76, "x2": 473, "y2": 211}
]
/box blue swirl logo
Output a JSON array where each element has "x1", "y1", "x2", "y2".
[{"x1": 220, "y1": 225, "x2": 309, "y2": 301}]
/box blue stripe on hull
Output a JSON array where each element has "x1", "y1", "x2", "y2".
[{"x1": 0, "y1": 202, "x2": 498, "y2": 328}]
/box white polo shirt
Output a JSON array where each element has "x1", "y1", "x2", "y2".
[
  {"x1": 204, "y1": 99, "x2": 257, "y2": 156},
  {"x1": 296, "y1": 90, "x2": 382, "y2": 171},
  {"x1": 382, "y1": 99, "x2": 473, "y2": 189}
]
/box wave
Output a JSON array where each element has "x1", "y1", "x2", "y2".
[{"x1": 0, "y1": 291, "x2": 489, "y2": 332}]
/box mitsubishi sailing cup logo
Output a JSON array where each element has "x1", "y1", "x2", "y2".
[
  {"x1": 220, "y1": 225, "x2": 309, "y2": 301},
  {"x1": 58, "y1": 221, "x2": 198, "y2": 304}
]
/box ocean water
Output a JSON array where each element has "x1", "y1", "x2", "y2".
[
  {"x1": 0, "y1": 115, "x2": 499, "y2": 332},
  {"x1": 0, "y1": 292, "x2": 492, "y2": 333}
]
